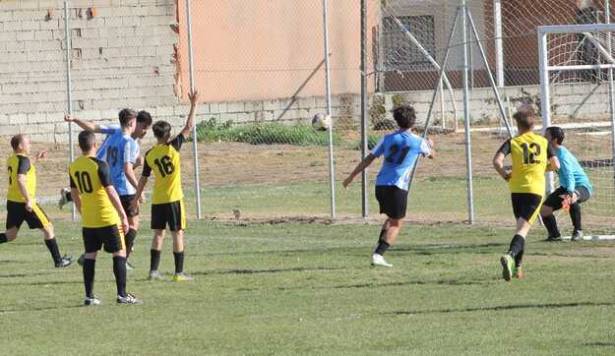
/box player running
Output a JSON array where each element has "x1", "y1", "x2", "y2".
[
  {"x1": 0, "y1": 134, "x2": 73, "y2": 268},
  {"x1": 541, "y1": 126, "x2": 593, "y2": 241},
  {"x1": 132, "y1": 90, "x2": 198, "y2": 281},
  {"x1": 343, "y1": 105, "x2": 434, "y2": 267},
  {"x1": 63, "y1": 109, "x2": 152, "y2": 268},
  {"x1": 70, "y1": 130, "x2": 141, "y2": 305},
  {"x1": 493, "y1": 106, "x2": 559, "y2": 281}
]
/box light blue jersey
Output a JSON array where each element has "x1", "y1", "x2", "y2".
[
  {"x1": 372, "y1": 130, "x2": 431, "y2": 190},
  {"x1": 97, "y1": 124, "x2": 139, "y2": 196},
  {"x1": 556, "y1": 145, "x2": 592, "y2": 194}
]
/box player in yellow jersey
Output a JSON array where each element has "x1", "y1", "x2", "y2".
[
  {"x1": 70, "y1": 130, "x2": 141, "y2": 305},
  {"x1": 0, "y1": 134, "x2": 73, "y2": 268},
  {"x1": 133, "y1": 90, "x2": 198, "y2": 282},
  {"x1": 493, "y1": 106, "x2": 559, "y2": 281}
]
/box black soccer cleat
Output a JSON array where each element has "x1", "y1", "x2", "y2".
[
  {"x1": 117, "y1": 293, "x2": 142, "y2": 305},
  {"x1": 545, "y1": 235, "x2": 562, "y2": 242}
]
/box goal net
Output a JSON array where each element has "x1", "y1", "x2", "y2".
[{"x1": 539, "y1": 23, "x2": 615, "y2": 235}]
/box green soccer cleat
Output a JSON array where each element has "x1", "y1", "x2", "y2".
[
  {"x1": 500, "y1": 254, "x2": 515, "y2": 282},
  {"x1": 172, "y1": 273, "x2": 194, "y2": 282}
]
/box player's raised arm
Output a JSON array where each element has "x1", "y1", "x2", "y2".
[
  {"x1": 64, "y1": 114, "x2": 103, "y2": 133},
  {"x1": 179, "y1": 90, "x2": 199, "y2": 139},
  {"x1": 493, "y1": 140, "x2": 512, "y2": 181}
]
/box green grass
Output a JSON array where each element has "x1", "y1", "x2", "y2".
[{"x1": 2, "y1": 220, "x2": 615, "y2": 355}]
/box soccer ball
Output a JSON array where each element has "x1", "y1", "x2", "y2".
[{"x1": 312, "y1": 113, "x2": 331, "y2": 131}]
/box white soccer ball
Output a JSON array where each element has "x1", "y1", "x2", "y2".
[{"x1": 312, "y1": 113, "x2": 332, "y2": 131}]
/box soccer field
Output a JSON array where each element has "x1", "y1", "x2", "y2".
[{"x1": 2, "y1": 220, "x2": 614, "y2": 355}]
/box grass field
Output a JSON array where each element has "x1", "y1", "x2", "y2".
[{"x1": 2, "y1": 220, "x2": 615, "y2": 355}]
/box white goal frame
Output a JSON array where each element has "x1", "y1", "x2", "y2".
[{"x1": 538, "y1": 24, "x2": 615, "y2": 240}]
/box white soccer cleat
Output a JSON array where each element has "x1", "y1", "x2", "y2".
[
  {"x1": 371, "y1": 254, "x2": 393, "y2": 268},
  {"x1": 148, "y1": 270, "x2": 164, "y2": 281},
  {"x1": 84, "y1": 296, "x2": 101, "y2": 306}
]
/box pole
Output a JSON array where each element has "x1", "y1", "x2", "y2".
[
  {"x1": 323, "y1": 0, "x2": 336, "y2": 219},
  {"x1": 360, "y1": 0, "x2": 368, "y2": 218},
  {"x1": 494, "y1": 0, "x2": 505, "y2": 87},
  {"x1": 185, "y1": 0, "x2": 202, "y2": 219},
  {"x1": 606, "y1": 1, "x2": 615, "y2": 185},
  {"x1": 538, "y1": 29, "x2": 554, "y2": 193},
  {"x1": 462, "y1": 0, "x2": 475, "y2": 224},
  {"x1": 64, "y1": 0, "x2": 76, "y2": 221}
]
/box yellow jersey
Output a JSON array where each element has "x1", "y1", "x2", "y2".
[
  {"x1": 7, "y1": 154, "x2": 36, "y2": 203},
  {"x1": 69, "y1": 156, "x2": 120, "y2": 228},
  {"x1": 142, "y1": 134, "x2": 185, "y2": 205},
  {"x1": 497, "y1": 132, "x2": 553, "y2": 196}
]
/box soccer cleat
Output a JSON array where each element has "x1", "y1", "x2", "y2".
[
  {"x1": 77, "y1": 254, "x2": 85, "y2": 267},
  {"x1": 148, "y1": 270, "x2": 165, "y2": 281},
  {"x1": 514, "y1": 266, "x2": 525, "y2": 280},
  {"x1": 571, "y1": 230, "x2": 584, "y2": 241},
  {"x1": 500, "y1": 254, "x2": 514, "y2": 282},
  {"x1": 58, "y1": 188, "x2": 70, "y2": 209},
  {"x1": 84, "y1": 296, "x2": 101, "y2": 306},
  {"x1": 172, "y1": 272, "x2": 194, "y2": 282},
  {"x1": 371, "y1": 254, "x2": 393, "y2": 268},
  {"x1": 55, "y1": 255, "x2": 74, "y2": 268},
  {"x1": 545, "y1": 235, "x2": 562, "y2": 242},
  {"x1": 116, "y1": 293, "x2": 142, "y2": 305}
]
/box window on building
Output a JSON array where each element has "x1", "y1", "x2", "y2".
[{"x1": 382, "y1": 15, "x2": 436, "y2": 70}]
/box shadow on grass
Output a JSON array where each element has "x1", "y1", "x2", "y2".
[
  {"x1": 192, "y1": 266, "x2": 345, "y2": 277},
  {"x1": 396, "y1": 242, "x2": 508, "y2": 256},
  {"x1": 3, "y1": 279, "x2": 82, "y2": 287},
  {"x1": 0, "y1": 304, "x2": 84, "y2": 314},
  {"x1": 583, "y1": 342, "x2": 615, "y2": 347},
  {"x1": 390, "y1": 301, "x2": 615, "y2": 316},
  {"x1": 0, "y1": 270, "x2": 59, "y2": 278}
]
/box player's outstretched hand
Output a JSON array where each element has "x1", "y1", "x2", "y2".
[
  {"x1": 35, "y1": 150, "x2": 48, "y2": 161},
  {"x1": 64, "y1": 114, "x2": 75, "y2": 122},
  {"x1": 188, "y1": 89, "x2": 199, "y2": 106}
]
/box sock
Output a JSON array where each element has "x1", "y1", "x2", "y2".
[
  {"x1": 374, "y1": 241, "x2": 390, "y2": 256},
  {"x1": 0, "y1": 233, "x2": 7, "y2": 244},
  {"x1": 124, "y1": 229, "x2": 137, "y2": 259},
  {"x1": 65, "y1": 190, "x2": 73, "y2": 202},
  {"x1": 542, "y1": 214, "x2": 560, "y2": 238},
  {"x1": 44, "y1": 238, "x2": 62, "y2": 265},
  {"x1": 113, "y1": 256, "x2": 127, "y2": 298},
  {"x1": 378, "y1": 228, "x2": 387, "y2": 243},
  {"x1": 150, "y1": 249, "x2": 161, "y2": 272},
  {"x1": 173, "y1": 251, "x2": 184, "y2": 274},
  {"x1": 514, "y1": 249, "x2": 524, "y2": 268},
  {"x1": 83, "y1": 259, "x2": 96, "y2": 298},
  {"x1": 508, "y1": 234, "x2": 525, "y2": 259},
  {"x1": 570, "y1": 203, "x2": 582, "y2": 232}
]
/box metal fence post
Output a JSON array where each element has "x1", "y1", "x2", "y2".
[
  {"x1": 322, "y1": 0, "x2": 336, "y2": 219},
  {"x1": 64, "y1": 0, "x2": 76, "y2": 221},
  {"x1": 461, "y1": 0, "x2": 475, "y2": 224},
  {"x1": 494, "y1": 0, "x2": 505, "y2": 88},
  {"x1": 606, "y1": 1, "x2": 615, "y2": 187},
  {"x1": 360, "y1": 0, "x2": 368, "y2": 219}
]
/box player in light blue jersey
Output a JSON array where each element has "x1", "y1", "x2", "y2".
[
  {"x1": 541, "y1": 126, "x2": 593, "y2": 241},
  {"x1": 343, "y1": 105, "x2": 434, "y2": 267}
]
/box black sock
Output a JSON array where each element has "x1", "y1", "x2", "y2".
[
  {"x1": 124, "y1": 229, "x2": 137, "y2": 259},
  {"x1": 150, "y1": 249, "x2": 161, "y2": 272},
  {"x1": 514, "y1": 249, "x2": 524, "y2": 268},
  {"x1": 542, "y1": 214, "x2": 560, "y2": 238},
  {"x1": 378, "y1": 228, "x2": 387, "y2": 243},
  {"x1": 0, "y1": 233, "x2": 7, "y2": 244},
  {"x1": 83, "y1": 259, "x2": 96, "y2": 298},
  {"x1": 113, "y1": 256, "x2": 127, "y2": 297},
  {"x1": 570, "y1": 203, "x2": 582, "y2": 232},
  {"x1": 44, "y1": 238, "x2": 62, "y2": 265},
  {"x1": 508, "y1": 234, "x2": 525, "y2": 258},
  {"x1": 173, "y1": 251, "x2": 184, "y2": 274},
  {"x1": 374, "y1": 241, "x2": 390, "y2": 256}
]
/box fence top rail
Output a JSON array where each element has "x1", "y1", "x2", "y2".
[{"x1": 538, "y1": 23, "x2": 615, "y2": 35}]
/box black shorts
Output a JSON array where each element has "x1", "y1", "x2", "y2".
[
  {"x1": 151, "y1": 200, "x2": 186, "y2": 232},
  {"x1": 543, "y1": 186, "x2": 591, "y2": 210},
  {"x1": 375, "y1": 186, "x2": 408, "y2": 219},
  {"x1": 83, "y1": 225, "x2": 125, "y2": 253},
  {"x1": 6, "y1": 201, "x2": 51, "y2": 230},
  {"x1": 120, "y1": 194, "x2": 139, "y2": 218},
  {"x1": 511, "y1": 193, "x2": 543, "y2": 223}
]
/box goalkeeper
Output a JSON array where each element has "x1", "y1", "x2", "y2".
[{"x1": 541, "y1": 126, "x2": 593, "y2": 241}]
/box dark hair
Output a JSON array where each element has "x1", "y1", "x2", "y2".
[
  {"x1": 152, "y1": 120, "x2": 172, "y2": 140},
  {"x1": 10, "y1": 134, "x2": 24, "y2": 151},
  {"x1": 546, "y1": 126, "x2": 565, "y2": 145},
  {"x1": 512, "y1": 111, "x2": 535, "y2": 130},
  {"x1": 118, "y1": 108, "x2": 137, "y2": 128},
  {"x1": 78, "y1": 130, "x2": 96, "y2": 152},
  {"x1": 392, "y1": 105, "x2": 416, "y2": 129},
  {"x1": 137, "y1": 111, "x2": 153, "y2": 126}
]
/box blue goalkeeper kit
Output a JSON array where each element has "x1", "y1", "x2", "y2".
[{"x1": 556, "y1": 145, "x2": 592, "y2": 194}]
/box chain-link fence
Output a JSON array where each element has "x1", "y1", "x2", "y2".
[{"x1": 0, "y1": 0, "x2": 613, "y2": 231}]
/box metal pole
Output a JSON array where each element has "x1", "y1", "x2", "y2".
[
  {"x1": 323, "y1": 0, "x2": 336, "y2": 219},
  {"x1": 467, "y1": 11, "x2": 513, "y2": 136},
  {"x1": 360, "y1": 0, "x2": 369, "y2": 218},
  {"x1": 462, "y1": 0, "x2": 475, "y2": 224},
  {"x1": 494, "y1": 0, "x2": 505, "y2": 87},
  {"x1": 538, "y1": 29, "x2": 554, "y2": 193},
  {"x1": 606, "y1": 1, "x2": 615, "y2": 185},
  {"x1": 64, "y1": 0, "x2": 76, "y2": 221},
  {"x1": 185, "y1": 0, "x2": 202, "y2": 219}
]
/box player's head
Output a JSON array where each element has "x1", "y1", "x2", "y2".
[
  {"x1": 513, "y1": 107, "x2": 536, "y2": 132},
  {"x1": 545, "y1": 126, "x2": 565, "y2": 145},
  {"x1": 118, "y1": 108, "x2": 137, "y2": 133},
  {"x1": 393, "y1": 105, "x2": 416, "y2": 129},
  {"x1": 152, "y1": 120, "x2": 172, "y2": 142},
  {"x1": 10, "y1": 134, "x2": 30, "y2": 154},
  {"x1": 135, "y1": 111, "x2": 153, "y2": 139},
  {"x1": 78, "y1": 130, "x2": 97, "y2": 154}
]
